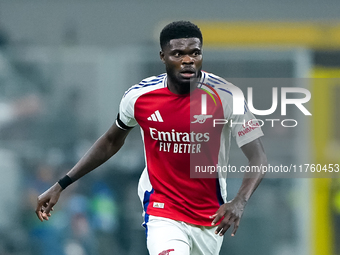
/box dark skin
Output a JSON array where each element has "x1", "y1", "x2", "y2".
[
  {"x1": 36, "y1": 37, "x2": 267, "y2": 237},
  {"x1": 160, "y1": 38, "x2": 202, "y2": 94}
]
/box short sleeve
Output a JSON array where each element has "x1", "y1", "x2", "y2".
[
  {"x1": 231, "y1": 105, "x2": 264, "y2": 148},
  {"x1": 116, "y1": 92, "x2": 138, "y2": 130}
]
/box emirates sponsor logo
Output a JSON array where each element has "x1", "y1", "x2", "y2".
[
  {"x1": 149, "y1": 127, "x2": 208, "y2": 154},
  {"x1": 149, "y1": 128, "x2": 209, "y2": 143}
]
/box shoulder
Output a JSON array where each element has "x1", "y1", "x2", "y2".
[
  {"x1": 122, "y1": 73, "x2": 166, "y2": 99},
  {"x1": 201, "y1": 71, "x2": 239, "y2": 99}
]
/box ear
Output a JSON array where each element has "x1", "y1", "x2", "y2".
[{"x1": 160, "y1": 50, "x2": 165, "y2": 64}]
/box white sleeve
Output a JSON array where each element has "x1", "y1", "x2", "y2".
[
  {"x1": 215, "y1": 79, "x2": 264, "y2": 148},
  {"x1": 116, "y1": 91, "x2": 138, "y2": 130},
  {"x1": 221, "y1": 90, "x2": 263, "y2": 148},
  {"x1": 229, "y1": 101, "x2": 264, "y2": 148},
  {"x1": 204, "y1": 74, "x2": 264, "y2": 148}
]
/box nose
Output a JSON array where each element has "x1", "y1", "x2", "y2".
[{"x1": 182, "y1": 55, "x2": 194, "y2": 64}]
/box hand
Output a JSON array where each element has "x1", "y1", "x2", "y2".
[
  {"x1": 35, "y1": 183, "x2": 63, "y2": 222},
  {"x1": 210, "y1": 196, "x2": 247, "y2": 236}
]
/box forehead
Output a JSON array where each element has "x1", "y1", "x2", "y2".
[{"x1": 166, "y1": 37, "x2": 202, "y2": 51}]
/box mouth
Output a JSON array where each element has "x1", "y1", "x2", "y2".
[{"x1": 180, "y1": 69, "x2": 196, "y2": 79}]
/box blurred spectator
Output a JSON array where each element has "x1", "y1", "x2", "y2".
[
  {"x1": 64, "y1": 194, "x2": 96, "y2": 255},
  {"x1": 0, "y1": 94, "x2": 41, "y2": 128},
  {"x1": 90, "y1": 181, "x2": 122, "y2": 255},
  {"x1": 90, "y1": 181, "x2": 118, "y2": 233}
]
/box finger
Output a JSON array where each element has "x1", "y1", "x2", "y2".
[
  {"x1": 44, "y1": 201, "x2": 55, "y2": 215},
  {"x1": 212, "y1": 210, "x2": 231, "y2": 226},
  {"x1": 215, "y1": 224, "x2": 223, "y2": 235},
  {"x1": 47, "y1": 207, "x2": 54, "y2": 217},
  {"x1": 215, "y1": 214, "x2": 233, "y2": 235},
  {"x1": 36, "y1": 206, "x2": 49, "y2": 222},
  {"x1": 35, "y1": 207, "x2": 44, "y2": 222},
  {"x1": 231, "y1": 218, "x2": 241, "y2": 236},
  {"x1": 37, "y1": 212, "x2": 44, "y2": 222},
  {"x1": 35, "y1": 200, "x2": 45, "y2": 222},
  {"x1": 40, "y1": 204, "x2": 50, "y2": 221},
  {"x1": 211, "y1": 214, "x2": 222, "y2": 226},
  {"x1": 215, "y1": 223, "x2": 230, "y2": 235},
  {"x1": 42, "y1": 212, "x2": 49, "y2": 221},
  {"x1": 210, "y1": 204, "x2": 226, "y2": 219},
  {"x1": 214, "y1": 216, "x2": 228, "y2": 234},
  {"x1": 220, "y1": 218, "x2": 236, "y2": 236}
]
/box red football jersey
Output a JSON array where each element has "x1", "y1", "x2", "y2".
[{"x1": 116, "y1": 71, "x2": 263, "y2": 226}]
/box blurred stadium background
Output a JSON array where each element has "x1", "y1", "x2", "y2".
[{"x1": 0, "y1": 1, "x2": 339, "y2": 255}]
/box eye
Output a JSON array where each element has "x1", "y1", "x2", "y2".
[
  {"x1": 173, "y1": 52, "x2": 181, "y2": 57},
  {"x1": 192, "y1": 50, "x2": 201, "y2": 56}
]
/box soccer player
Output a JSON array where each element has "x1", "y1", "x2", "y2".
[{"x1": 36, "y1": 21, "x2": 267, "y2": 255}]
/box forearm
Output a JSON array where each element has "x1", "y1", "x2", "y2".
[
  {"x1": 66, "y1": 135, "x2": 120, "y2": 181},
  {"x1": 236, "y1": 138, "x2": 267, "y2": 202},
  {"x1": 64, "y1": 124, "x2": 130, "y2": 182},
  {"x1": 236, "y1": 154, "x2": 267, "y2": 202}
]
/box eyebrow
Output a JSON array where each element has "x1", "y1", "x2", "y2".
[{"x1": 169, "y1": 48, "x2": 201, "y2": 53}]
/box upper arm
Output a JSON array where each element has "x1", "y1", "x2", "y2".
[
  {"x1": 104, "y1": 121, "x2": 133, "y2": 148},
  {"x1": 241, "y1": 138, "x2": 267, "y2": 163}
]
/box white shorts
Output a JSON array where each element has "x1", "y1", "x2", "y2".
[{"x1": 145, "y1": 215, "x2": 223, "y2": 255}]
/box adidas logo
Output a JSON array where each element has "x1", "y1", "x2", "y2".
[{"x1": 147, "y1": 110, "x2": 163, "y2": 122}]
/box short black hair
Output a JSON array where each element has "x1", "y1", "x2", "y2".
[{"x1": 160, "y1": 21, "x2": 203, "y2": 50}]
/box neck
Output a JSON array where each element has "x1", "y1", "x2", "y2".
[{"x1": 167, "y1": 73, "x2": 201, "y2": 95}]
